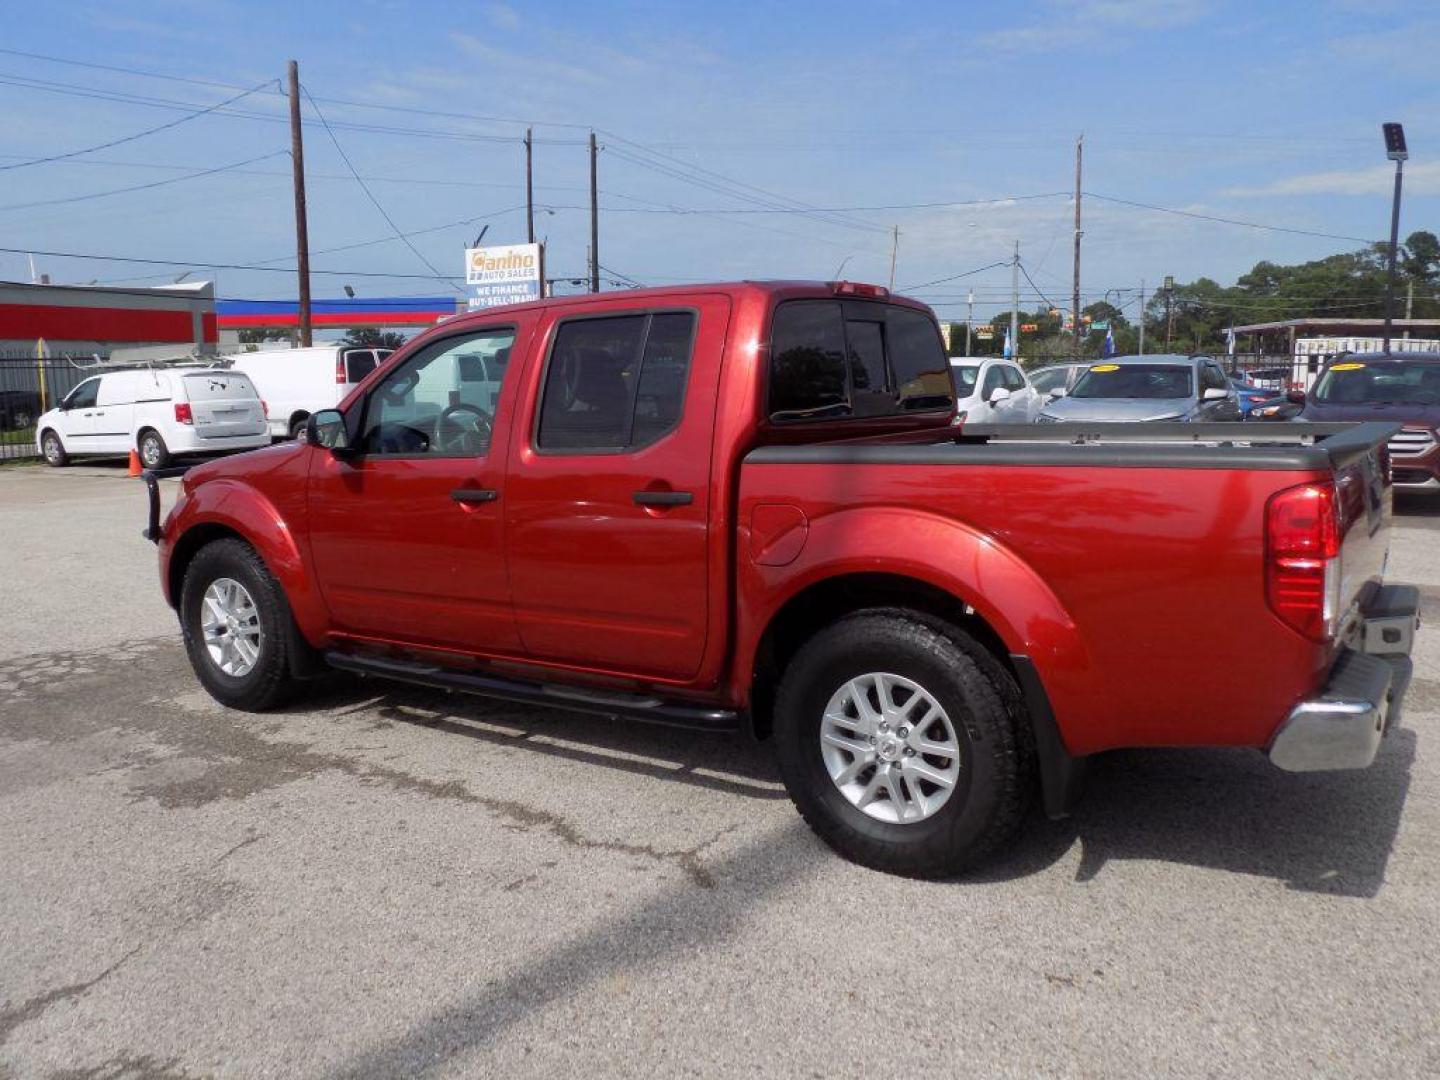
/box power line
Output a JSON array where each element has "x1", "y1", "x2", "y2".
[
  {"x1": 0, "y1": 150, "x2": 287, "y2": 213},
  {"x1": 300, "y1": 84, "x2": 461, "y2": 294},
  {"x1": 0, "y1": 245, "x2": 465, "y2": 282},
  {"x1": 1084, "y1": 191, "x2": 1380, "y2": 245},
  {"x1": 901, "y1": 261, "x2": 1011, "y2": 292},
  {"x1": 0, "y1": 77, "x2": 278, "y2": 172},
  {"x1": 1017, "y1": 260, "x2": 1063, "y2": 313}
]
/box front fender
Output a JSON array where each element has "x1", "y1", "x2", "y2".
[
  {"x1": 161, "y1": 478, "x2": 326, "y2": 645},
  {"x1": 736, "y1": 506, "x2": 1089, "y2": 740}
]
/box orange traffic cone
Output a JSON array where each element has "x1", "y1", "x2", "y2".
[{"x1": 127, "y1": 449, "x2": 142, "y2": 477}]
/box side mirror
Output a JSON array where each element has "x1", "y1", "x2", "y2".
[
  {"x1": 1202, "y1": 387, "x2": 1230, "y2": 401},
  {"x1": 1047, "y1": 387, "x2": 1067, "y2": 399},
  {"x1": 305, "y1": 409, "x2": 355, "y2": 456},
  {"x1": 988, "y1": 386, "x2": 1012, "y2": 405},
  {"x1": 1286, "y1": 388, "x2": 1306, "y2": 404}
]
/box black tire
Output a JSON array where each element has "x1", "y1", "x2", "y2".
[
  {"x1": 289, "y1": 414, "x2": 309, "y2": 440},
  {"x1": 773, "y1": 611, "x2": 1033, "y2": 878},
  {"x1": 138, "y1": 429, "x2": 170, "y2": 470},
  {"x1": 180, "y1": 538, "x2": 305, "y2": 711},
  {"x1": 40, "y1": 429, "x2": 68, "y2": 468}
]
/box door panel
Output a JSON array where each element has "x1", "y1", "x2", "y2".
[
  {"x1": 306, "y1": 322, "x2": 528, "y2": 654},
  {"x1": 505, "y1": 297, "x2": 729, "y2": 681}
]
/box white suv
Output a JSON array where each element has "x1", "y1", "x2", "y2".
[
  {"x1": 949, "y1": 358, "x2": 1043, "y2": 424},
  {"x1": 36, "y1": 367, "x2": 269, "y2": 469}
]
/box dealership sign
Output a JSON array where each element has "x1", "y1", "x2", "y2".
[{"x1": 465, "y1": 243, "x2": 541, "y2": 310}]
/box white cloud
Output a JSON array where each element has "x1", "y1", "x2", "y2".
[
  {"x1": 1224, "y1": 161, "x2": 1440, "y2": 197},
  {"x1": 486, "y1": 3, "x2": 520, "y2": 30},
  {"x1": 977, "y1": 0, "x2": 1209, "y2": 55}
]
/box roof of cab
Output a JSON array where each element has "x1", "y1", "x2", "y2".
[{"x1": 433, "y1": 280, "x2": 934, "y2": 330}]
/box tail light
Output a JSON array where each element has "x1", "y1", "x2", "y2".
[
  {"x1": 174, "y1": 402, "x2": 193, "y2": 425},
  {"x1": 336, "y1": 356, "x2": 347, "y2": 384},
  {"x1": 260, "y1": 399, "x2": 269, "y2": 417},
  {"x1": 1265, "y1": 481, "x2": 1341, "y2": 641}
]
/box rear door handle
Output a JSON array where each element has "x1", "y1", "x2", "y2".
[
  {"x1": 633, "y1": 490, "x2": 693, "y2": 507},
  {"x1": 450, "y1": 488, "x2": 498, "y2": 504}
]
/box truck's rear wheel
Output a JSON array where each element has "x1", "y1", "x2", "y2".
[
  {"x1": 773, "y1": 611, "x2": 1031, "y2": 878},
  {"x1": 180, "y1": 538, "x2": 305, "y2": 711}
]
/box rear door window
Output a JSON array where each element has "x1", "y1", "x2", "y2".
[
  {"x1": 886, "y1": 305, "x2": 952, "y2": 411},
  {"x1": 182, "y1": 372, "x2": 258, "y2": 401},
  {"x1": 537, "y1": 310, "x2": 696, "y2": 452}
]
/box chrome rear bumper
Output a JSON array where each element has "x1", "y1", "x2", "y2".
[{"x1": 1269, "y1": 585, "x2": 1420, "y2": 772}]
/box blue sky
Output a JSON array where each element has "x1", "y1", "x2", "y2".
[{"x1": 2, "y1": 0, "x2": 1437, "y2": 324}]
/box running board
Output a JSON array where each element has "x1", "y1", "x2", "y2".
[{"x1": 324, "y1": 651, "x2": 741, "y2": 734}]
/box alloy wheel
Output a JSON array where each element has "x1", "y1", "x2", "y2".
[
  {"x1": 819, "y1": 672, "x2": 962, "y2": 824},
  {"x1": 200, "y1": 577, "x2": 264, "y2": 677}
]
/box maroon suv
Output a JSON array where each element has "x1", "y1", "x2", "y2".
[{"x1": 1299, "y1": 352, "x2": 1440, "y2": 491}]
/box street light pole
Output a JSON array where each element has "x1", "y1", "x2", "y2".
[
  {"x1": 1381, "y1": 122, "x2": 1409, "y2": 355},
  {"x1": 966, "y1": 289, "x2": 974, "y2": 357}
]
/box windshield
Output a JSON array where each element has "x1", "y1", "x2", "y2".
[
  {"x1": 1312, "y1": 360, "x2": 1440, "y2": 405},
  {"x1": 1070, "y1": 364, "x2": 1193, "y2": 400},
  {"x1": 950, "y1": 365, "x2": 979, "y2": 393}
]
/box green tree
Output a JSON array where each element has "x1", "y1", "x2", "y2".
[{"x1": 341, "y1": 327, "x2": 408, "y2": 350}]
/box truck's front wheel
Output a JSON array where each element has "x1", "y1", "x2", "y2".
[
  {"x1": 774, "y1": 611, "x2": 1032, "y2": 878},
  {"x1": 180, "y1": 538, "x2": 305, "y2": 711}
]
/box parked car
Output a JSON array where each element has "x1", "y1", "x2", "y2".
[
  {"x1": 1037, "y1": 354, "x2": 1242, "y2": 423},
  {"x1": 1229, "y1": 377, "x2": 1280, "y2": 417},
  {"x1": 1027, "y1": 362, "x2": 1088, "y2": 399},
  {"x1": 949, "y1": 357, "x2": 1042, "y2": 423},
  {"x1": 147, "y1": 281, "x2": 1416, "y2": 878},
  {"x1": 1292, "y1": 352, "x2": 1440, "y2": 491},
  {"x1": 221, "y1": 345, "x2": 394, "y2": 439},
  {"x1": 0, "y1": 389, "x2": 41, "y2": 431},
  {"x1": 36, "y1": 367, "x2": 269, "y2": 468}
]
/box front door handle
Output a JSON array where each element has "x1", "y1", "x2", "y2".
[
  {"x1": 633, "y1": 490, "x2": 693, "y2": 507},
  {"x1": 450, "y1": 488, "x2": 498, "y2": 504}
]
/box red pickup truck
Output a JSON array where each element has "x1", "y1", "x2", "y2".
[{"x1": 148, "y1": 280, "x2": 1419, "y2": 877}]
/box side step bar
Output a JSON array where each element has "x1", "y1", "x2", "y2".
[{"x1": 324, "y1": 651, "x2": 741, "y2": 734}]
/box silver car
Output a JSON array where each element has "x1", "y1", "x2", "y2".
[{"x1": 1036, "y1": 354, "x2": 1241, "y2": 423}]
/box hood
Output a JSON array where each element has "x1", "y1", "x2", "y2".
[
  {"x1": 1041, "y1": 396, "x2": 1193, "y2": 422},
  {"x1": 1299, "y1": 398, "x2": 1440, "y2": 428},
  {"x1": 180, "y1": 439, "x2": 302, "y2": 493}
]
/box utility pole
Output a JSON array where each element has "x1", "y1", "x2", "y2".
[
  {"x1": 966, "y1": 289, "x2": 974, "y2": 357},
  {"x1": 888, "y1": 226, "x2": 900, "y2": 290},
  {"x1": 524, "y1": 127, "x2": 535, "y2": 245},
  {"x1": 1163, "y1": 274, "x2": 1174, "y2": 351},
  {"x1": 1381, "y1": 123, "x2": 1408, "y2": 355},
  {"x1": 1010, "y1": 240, "x2": 1020, "y2": 361},
  {"x1": 1137, "y1": 279, "x2": 1146, "y2": 355},
  {"x1": 588, "y1": 131, "x2": 599, "y2": 293},
  {"x1": 1404, "y1": 279, "x2": 1414, "y2": 340},
  {"x1": 1072, "y1": 134, "x2": 1083, "y2": 359},
  {"x1": 287, "y1": 59, "x2": 312, "y2": 347}
]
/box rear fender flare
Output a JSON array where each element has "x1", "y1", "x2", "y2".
[{"x1": 739, "y1": 506, "x2": 1089, "y2": 746}]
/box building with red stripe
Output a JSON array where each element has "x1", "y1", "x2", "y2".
[{"x1": 0, "y1": 280, "x2": 216, "y2": 358}]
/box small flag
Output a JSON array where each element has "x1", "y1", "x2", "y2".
[
  {"x1": 1003, "y1": 329, "x2": 1014, "y2": 358},
  {"x1": 1225, "y1": 325, "x2": 1236, "y2": 356},
  {"x1": 1102, "y1": 326, "x2": 1116, "y2": 358}
]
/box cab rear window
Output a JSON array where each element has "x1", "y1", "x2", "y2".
[{"x1": 768, "y1": 300, "x2": 952, "y2": 422}]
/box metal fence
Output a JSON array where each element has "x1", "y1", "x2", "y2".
[{"x1": 0, "y1": 351, "x2": 100, "y2": 461}]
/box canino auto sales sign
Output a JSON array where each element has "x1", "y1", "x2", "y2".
[{"x1": 465, "y1": 243, "x2": 542, "y2": 310}]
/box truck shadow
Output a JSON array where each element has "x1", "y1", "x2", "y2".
[
  {"x1": 980, "y1": 726, "x2": 1418, "y2": 898},
  {"x1": 300, "y1": 675, "x2": 789, "y2": 802},
  {"x1": 302, "y1": 675, "x2": 1416, "y2": 898}
]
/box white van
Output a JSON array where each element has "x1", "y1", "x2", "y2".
[
  {"x1": 223, "y1": 346, "x2": 392, "y2": 438},
  {"x1": 35, "y1": 368, "x2": 269, "y2": 469}
]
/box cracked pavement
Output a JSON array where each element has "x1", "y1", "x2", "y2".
[{"x1": 2, "y1": 465, "x2": 1439, "y2": 1078}]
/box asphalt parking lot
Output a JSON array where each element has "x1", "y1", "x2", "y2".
[{"x1": 2, "y1": 461, "x2": 1439, "y2": 1079}]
